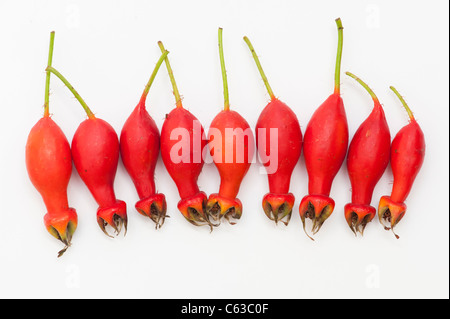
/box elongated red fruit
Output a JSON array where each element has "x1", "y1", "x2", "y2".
[
  {"x1": 26, "y1": 32, "x2": 77, "y2": 257},
  {"x1": 46, "y1": 66, "x2": 127, "y2": 237},
  {"x1": 299, "y1": 18, "x2": 348, "y2": 240},
  {"x1": 344, "y1": 72, "x2": 391, "y2": 236},
  {"x1": 244, "y1": 36, "x2": 302, "y2": 225},
  {"x1": 120, "y1": 50, "x2": 168, "y2": 229},
  {"x1": 378, "y1": 86, "x2": 425, "y2": 238},
  {"x1": 206, "y1": 28, "x2": 255, "y2": 225},
  {"x1": 157, "y1": 41, "x2": 211, "y2": 229}
]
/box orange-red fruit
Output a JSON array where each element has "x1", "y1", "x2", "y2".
[
  {"x1": 26, "y1": 117, "x2": 77, "y2": 256},
  {"x1": 206, "y1": 110, "x2": 255, "y2": 224},
  {"x1": 160, "y1": 107, "x2": 210, "y2": 227},
  {"x1": 120, "y1": 101, "x2": 167, "y2": 228},
  {"x1": 345, "y1": 97, "x2": 390, "y2": 236},
  {"x1": 378, "y1": 116, "x2": 425, "y2": 237},
  {"x1": 71, "y1": 117, "x2": 127, "y2": 237},
  {"x1": 299, "y1": 93, "x2": 348, "y2": 237},
  {"x1": 256, "y1": 98, "x2": 302, "y2": 225}
]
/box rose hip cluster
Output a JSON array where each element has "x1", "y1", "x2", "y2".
[{"x1": 26, "y1": 19, "x2": 425, "y2": 257}]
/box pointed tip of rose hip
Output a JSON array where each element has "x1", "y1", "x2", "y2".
[
  {"x1": 299, "y1": 195, "x2": 335, "y2": 240},
  {"x1": 44, "y1": 208, "x2": 78, "y2": 257},
  {"x1": 344, "y1": 203, "x2": 376, "y2": 237},
  {"x1": 206, "y1": 194, "x2": 243, "y2": 226},
  {"x1": 135, "y1": 194, "x2": 167, "y2": 229},
  {"x1": 96, "y1": 200, "x2": 127, "y2": 237},
  {"x1": 57, "y1": 245, "x2": 70, "y2": 258},
  {"x1": 262, "y1": 193, "x2": 295, "y2": 226},
  {"x1": 378, "y1": 196, "x2": 406, "y2": 239},
  {"x1": 177, "y1": 192, "x2": 216, "y2": 229}
]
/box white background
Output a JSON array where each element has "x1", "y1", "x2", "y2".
[{"x1": 0, "y1": 0, "x2": 448, "y2": 299}]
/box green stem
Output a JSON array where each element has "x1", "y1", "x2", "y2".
[
  {"x1": 346, "y1": 71, "x2": 379, "y2": 103},
  {"x1": 158, "y1": 41, "x2": 182, "y2": 108},
  {"x1": 46, "y1": 66, "x2": 95, "y2": 119},
  {"x1": 334, "y1": 18, "x2": 344, "y2": 95},
  {"x1": 218, "y1": 28, "x2": 230, "y2": 111},
  {"x1": 139, "y1": 50, "x2": 169, "y2": 106},
  {"x1": 44, "y1": 31, "x2": 55, "y2": 117},
  {"x1": 390, "y1": 86, "x2": 415, "y2": 121},
  {"x1": 243, "y1": 36, "x2": 275, "y2": 100}
]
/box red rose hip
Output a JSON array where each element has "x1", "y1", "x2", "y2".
[
  {"x1": 46, "y1": 66, "x2": 127, "y2": 237},
  {"x1": 299, "y1": 18, "x2": 349, "y2": 239},
  {"x1": 243, "y1": 35, "x2": 302, "y2": 225},
  {"x1": 26, "y1": 31, "x2": 77, "y2": 257},
  {"x1": 120, "y1": 50, "x2": 169, "y2": 228},
  {"x1": 378, "y1": 86, "x2": 425, "y2": 238},
  {"x1": 344, "y1": 72, "x2": 391, "y2": 236}
]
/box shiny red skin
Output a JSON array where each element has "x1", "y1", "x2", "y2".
[
  {"x1": 206, "y1": 109, "x2": 254, "y2": 224},
  {"x1": 389, "y1": 120, "x2": 425, "y2": 203},
  {"x1": 160, "y1": 107, "x2": 207, "y2": 199},
  {"x1": 303, "y1": 93, "x2": 348, "y2": 196},
  {"x1": 378, "y1": 116, "x2": 425, "y2": 235},
  {"x1": 347, "y1": 102, "x2": 391, "y2": 205},
  {"x1": 26, "y1": 117, "x2": 77, "y2": 240},
  {"x1": 71, "y1": 117, "x2": 126, "y2": 229},
  {"x1": 120, "y1": 102, "x2": 160, "y2": 200},
  {"x1": 256, "y1": 98, "x2": 301, "y2": 225},
  {"x1": 298, "y1": 93, "x2": 348, "y2": 237},
  {"x1": 344, "y1": 100, "x2": 390, "y2": 234},
  {"x1": 256, "y1": 98, "x2": 302, "y2": 194},
  {"x1": 209, "y1": 110, "x2": 254, "y2": 199}
]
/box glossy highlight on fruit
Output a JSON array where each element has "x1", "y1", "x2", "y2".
[
  {"x1": 344, "y1": 72, "x2": 391, "y2": 236},
  {"x1": 120, "y1": 50, "x2": 169, "y2": 229},
  {"x1": 378, "y1": 86, "x2": 425, "y2": 239},
  {"x1": 46, "y1": 66, "x2": 127, "y2": 237},
  {"x1": 157, "y1": 41, "x2": 212, "y2": 229},
  {"x1": 206, "y1": 28, "x2": 255, "y2": 225},
  {"x1": 299, "y1": 18, "x2": 348, "y2": 240},
  {"x1": 26, "y1": 31, "x2": 77, "y2": 257},
  {"x1": 244, "y1": 35, "x2": 302, "y2": 225}
]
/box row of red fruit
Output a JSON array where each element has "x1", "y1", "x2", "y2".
[{"x1": 26, "y1": 19, "x2": 425, "y2": 257}]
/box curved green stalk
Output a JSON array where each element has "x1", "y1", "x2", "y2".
[
  {"x1": 334, "y1": 18, "x2": 344, "y2": 95},
  {"x1": 139, "y1": 50, "x2": 169, "y2": 106},
  {"x1": 44, "y1": 31, "x2": 55, "y2": 117},
  {"x1": 346, "y1": 71, "x2": 379, "y2": 103},
  {"x1": 243, "y1": 36, "x2": 275, "y2": 100},
  {"x1": 158, "y1": 41, "x2": 182, "y2": 108},
  {"x1": 218, "y1": 28, "x2": 230, "y2": 111},
  {"x1": 390, "y1": 86, "x2": 415, "y2": 121},
  {"x1": 46, "y1": 66, "x2": 95, "y2": 119}
]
